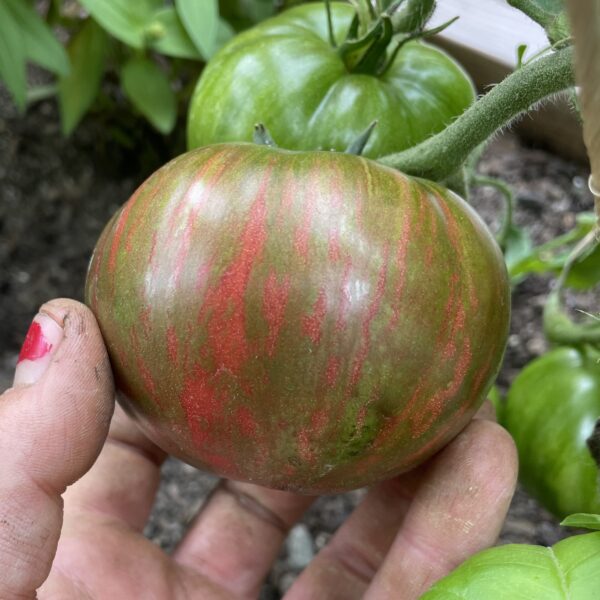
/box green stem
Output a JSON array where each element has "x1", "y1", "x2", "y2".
[
  {"x1": 348, "y1": 0, "x2": 374, "y2": 35},
  {"x1": 26, "y1": 84, "x2": 58, "y2": 104},
  {"x1": 379, "y1": 46, "x2": 575, "y2": 181},
  {"x1": 508, "y1": 0, "x2": 554, "y2": 30},
  {"x1": 325, "y1": 0, "x2": 337, "y2": 48},
  {"x1": 472, "y1": 175, "x2": 514, "y2": 249},
  {"x1": 391, "y1": 0, "x2": 435, "y2": 32},
  {"x1": 543, "y1": 230, "x2": 600, "y2": 345}
]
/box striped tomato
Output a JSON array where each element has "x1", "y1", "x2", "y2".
[{"x1": 86, "y1": 144, "x2": 510, "y2": 493}]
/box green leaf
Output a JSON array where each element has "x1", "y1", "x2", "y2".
[
  {"x1": 5, "y1": 0, "x2": 69, "y2": 76},
  {"x1": 146, "y1": 7, "x2": 202, "y2": 60},
  {"x1": 507, "y1": 212, "x2": 597, "y2": 284},
  {"x1": 121, "y1": 56, "x2": 177, "y2": 134},
  {"x1": 0, "y1": 1, "x2": 26, "y2": 110},
  {"x1": 565, "y1": 241, "x2": 600, "y2": 289},
  {"x1": 58, "y1": 19, "x2": 108, "y2": 135},
  {"x1": 508, "y1": 0, "x2": 570, "y2": 45},
  {"x1": 79, "y1": 0, "x2": 162, "y2": 48},
  {"x1": 516, "y1": 44, "x2": 528, "y2": 68},
  {"x1": 503, "y1": 224, "x2": 533, "y2": 272},
  {"x1": 561, "y1": 513, "x2": 600, "y2": 531},
  {"x1": 422, "y1": 532, "x2": 600, "y2": 599},
  {"x1": 175, "y1": 0, "x2": 219, "y2": 60}
]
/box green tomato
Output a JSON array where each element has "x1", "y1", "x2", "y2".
[
  {"x1": 422, "y1": 532, "x2": 600, "y2": 599},
  {"x1": 504, "y1": 346, "x2": 600, "y2": 518},
  {"x1": 188, "y1": 2, "x2": 475, "y2": 158}
]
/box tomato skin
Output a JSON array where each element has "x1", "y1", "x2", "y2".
[
  {"x1": 187, "y1": 3, "x2": 475, "y2": 158},
  {"x1": 85, "y1": 143, "x2": 509, "y2": 493},
  {"x1": 504, "y1": 346, "x2": 600, "y2": 518}
]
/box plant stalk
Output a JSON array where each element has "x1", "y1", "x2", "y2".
[
  {"x1": 566, "y1": 0, "x2": 600, "y2": 226},
  {"x1": 379, "y1": 46, "x2": 575, "y2": 181}
]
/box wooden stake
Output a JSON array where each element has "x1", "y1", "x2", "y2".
[{"x1": 566, "y1": 0, "x2": 600, "y2": 223}]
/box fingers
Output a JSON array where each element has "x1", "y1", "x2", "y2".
[
  {"x1": 61, "y1": 402, "x2": 166, "y2": 532},
  {"x1": 286, "y1": 418, "x2": 516, "y2": 600},
  {"x1": 285, "y1": 477, "x2": 415, "y2": 600},
  {"x1": 173, "y1": 481, "x2": 315, "y2": 599},
  {"x1": 0, "y1": 299, "x2": 115, "y2": 598},
  {"x1": 364, "y1": 419, "x2": 517, "y2": 599}
]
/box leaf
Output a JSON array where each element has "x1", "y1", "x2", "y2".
[
  {"x1": 561, "y1": 513, "x2": 600, "y2": 531},
  {"x1": 78, "y1": 0, "x2": 162, "y2": 48},
  {"x1": 507, "y1": 212, "x2": 597, "y2": 284},
  {"x1": 121, "y1": 56, "x2": 177, "y2": 134},
  {"x1": 175, "y1": 0, "x2": 219, "y2": 59},
  {"x1": 516, "y1": 44, "x2": 528, "y2": 68},
  {"x1": 565, "y1": 240, "x2": 600, "y2": 289},
  {"x1": 421, "y1": 532, "x2": 600, "y2": 598},
  {"x1": 5, "y1": 0, "x2": 69, "y2": 76},
  {"x1": 58, "y1": 19, "x2": 108, "y2": 135},
  {"x1": 503, "y1": 224, "x2": 533, "y2": 273},
  {"x1": 146, "y1": 7, "x2": 202, "y2": 59},
  {"x1": 0, "y1": 1, "x2": 26, "y2": 110}
]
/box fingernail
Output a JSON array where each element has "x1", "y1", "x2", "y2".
[{"x1": 13, "y1": 312, "x2": 64, "y2": 386}]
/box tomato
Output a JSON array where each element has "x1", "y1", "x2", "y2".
[
  {"x1": 85, "y1": 143, "x2": 509, "y2": 493},
  {"x1": 504, "y1": 346, "x2": 600, "y2": 518},
  {"x1": 187, "y1": 2, "x2": 475, "y2": 158}
]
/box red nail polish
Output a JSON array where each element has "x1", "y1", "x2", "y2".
[{"x1": 17, "y1": 321, "x2": 54, "y2": 364}]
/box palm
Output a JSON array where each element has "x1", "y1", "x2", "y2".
[
  {"x1": 41, "y1": 404, "x2": 516, "y2": 600},
  {"x1": 43, "y1": 516, "x2": 233, "y2": 599}
]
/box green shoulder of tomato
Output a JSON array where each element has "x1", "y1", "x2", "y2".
[
  {"x1": 503, "y1": 345, "x2": 600, "y2": 519},
  {"x1": 189, "y1": 2, "x2": 475, "y2": 158}
]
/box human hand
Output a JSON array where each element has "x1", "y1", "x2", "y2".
[{"x1": 1, "y1": 299, "x2": 517, "y2": 600}]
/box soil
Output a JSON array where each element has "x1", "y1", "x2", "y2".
[{"x1": 0, "y1": 91, "x2": 596, "y2": 598}]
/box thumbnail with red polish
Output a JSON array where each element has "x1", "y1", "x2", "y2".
[{"x1": 17, "y1": 321, "x2": 53, "y2": 364}]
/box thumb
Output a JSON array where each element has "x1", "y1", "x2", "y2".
[{"x1": 0, "y1": 298, "x2": 114, "y2": 599}]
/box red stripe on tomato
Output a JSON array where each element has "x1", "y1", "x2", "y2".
[
  {"x1": 201, "y1": 166, "x2": 271, "y2": 374},
  {"x1": 107, "y1": 194, "x2": 137, "y2": 273},
  {"x1": 349, "y1": 242, "x2": 391, "y2": 389},
  {"x1": 302, "y1": 288, "x2": 327, "y2": 345},
  {"x1": 263, "y1": 271, "x2": 292, "y2": 357},
  {"x1": 166, "y1": 325, "x2": 178, "y2": 364}
]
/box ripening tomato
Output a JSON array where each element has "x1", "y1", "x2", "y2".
[{"x1": 86, "y1": 143, "x2": 509, "y2": 493}]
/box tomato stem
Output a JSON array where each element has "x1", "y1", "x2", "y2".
[
  {"x1": 325, "y1": 0, "x2": 337, "y2": 48},
  {"x1": 379, "y1": 46, "x2": 575, "y2": 182},
  {"x1": 543, "y1": 230, "x2": 600, "y2": 346}
]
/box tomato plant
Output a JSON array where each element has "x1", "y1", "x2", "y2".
[
  {"x1": 187, "y1": 2, "x2": 476, "y2": 158},
  {"x1": 504, "y1": 346, "x2": 600, "y2": 518},
  {"x1": 85, "y1": 143, "x2": 510, "y2": 493},
  {"x1": 422, "y1": 525, "x2": 600, "y2": 599}
]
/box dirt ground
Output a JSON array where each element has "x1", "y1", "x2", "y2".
[{"x1": 0, "y1": 91, "x2": 595, "y2": 598}]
